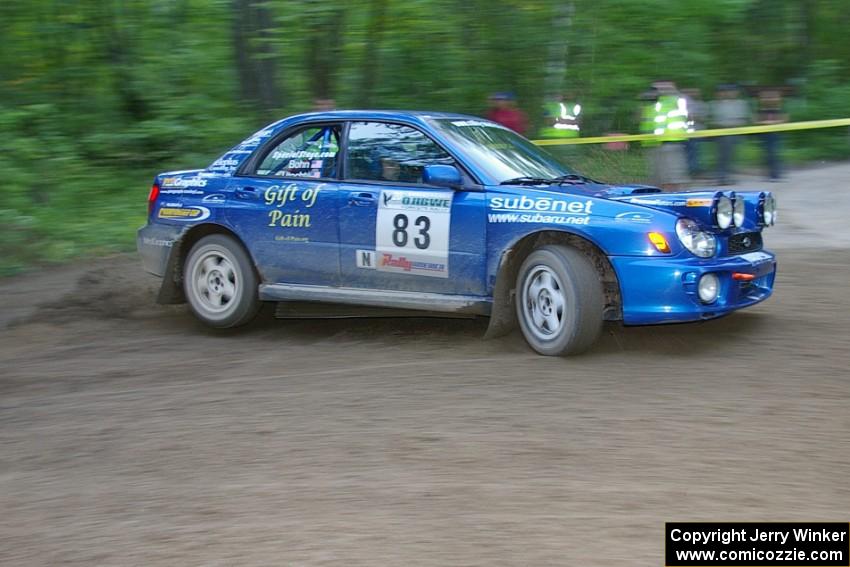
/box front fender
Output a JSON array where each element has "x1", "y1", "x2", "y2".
[{"x1": 485, "y1": 189, "x2": 683, "y2": 289}]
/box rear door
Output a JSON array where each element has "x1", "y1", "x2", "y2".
[
  {"x1": 226, "y1": 123, "x2": 342, "y2": 285},
  {"x1": 338, "y1": 121, "x2": 487, "y2": 295}
]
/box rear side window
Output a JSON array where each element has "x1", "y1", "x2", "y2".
[
  {"x1": 345, "y1": 122, "x2": 454, "y2": 184},
  {"x1": 255, "y1": 125, "x2": 341, "y2": 179}
]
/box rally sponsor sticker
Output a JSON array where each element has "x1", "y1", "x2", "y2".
[
  {"x1": 375, "y1": 190, "x2": 452, "y2": 278},
  {"x1": 158, "y1": 205, "x2": 210, "y2": 221},
  {"x1": 615, "y1": 211, "x2": 654, "y2": 223},
  {"x1": 202, "y1": 193, "x2": 226, "y2": 204},
  {"x1": 161, "y1": 176, "x2": 208, "y2": 188},
  {"x1": 487, "y1": 195, "x2": 594, "y2": 226}
]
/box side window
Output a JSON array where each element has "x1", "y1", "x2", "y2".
[
  {"x1": 255, "y1": 125, "x2": 340, "y2": 179},
  {"x1": 345, "y1": 122, "x2": 455, "y2": 184}
]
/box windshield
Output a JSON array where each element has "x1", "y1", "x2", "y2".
[{"x1": 429, "y1": 118, "x2": 573, "y2": 183}]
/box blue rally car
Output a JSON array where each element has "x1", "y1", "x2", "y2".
[{"x1": 138, "y1": 111, "x2": 777, "y2": 356}]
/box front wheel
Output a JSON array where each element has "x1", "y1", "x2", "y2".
[
  {"x1": 183, "y1": 234, "x2": 261, "y2": 328},
  {"x1": 515, "y1": 245, "x2": 604, "y2": 356}
]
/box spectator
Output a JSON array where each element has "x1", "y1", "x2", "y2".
[
  {"x1": 681, "y1": 88, "x2": 707, "y2": 177},
  {"x1": 641, "y1": 81, "x2": 688, "y2": 189},
  {"x1": 757, "y1": 88, "x2": 787, "y2": 181},
  {"x1": 710, "y1": 84, "x2": 750, "y2": 185},
  {"x1": 487, "y1": 92, "x2": 528, "y2": 135},
  {"x1": 313, "y1": 98, "x2": 336, "y2": 111},
  {"x1": 539, "y1": 92, "x2": 581, "y2": 139}
]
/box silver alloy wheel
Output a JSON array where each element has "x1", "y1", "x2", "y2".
[
  {"x1": 522, "y1": 265, "x2": 567, "y2": 341},
  {"x1": 189, "y1": 249, "x2": 239, "y2": 315}
]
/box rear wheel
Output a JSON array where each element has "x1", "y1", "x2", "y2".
[
  {"x1": 183, "y1": 234, "x2": 260, "y2": 328},
  {"x1": 515, "y1": 245, "x2": 603, "y2": 356}
]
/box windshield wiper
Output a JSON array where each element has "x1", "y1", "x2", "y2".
[
  {"x1": 499, "y1": 174, "x2": 601, "y2": 186},
  {"x1": 550, "y1": 173, "x2": 600, "y2": 185},
  {"x1": 499, "y1": 177, "x2": 553, "y2": 186}
]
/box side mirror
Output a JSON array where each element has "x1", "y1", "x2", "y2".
[{"x1": 423, "y1": 164, "x2": 463, "y2": 189}]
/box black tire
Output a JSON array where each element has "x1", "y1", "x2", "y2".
[
  {"x1": 515, "y1": 245, "x2": 604, "y2": 356},
  {"x1": 183, "y1": 234, "x2": 261, "y2": 328}
]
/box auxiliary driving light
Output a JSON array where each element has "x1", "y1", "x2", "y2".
[
  {"x1": 732, "y1": 195, "x2": 746, "y2": 227},
  {"x1": 762, "y1": 193, "x2": 777, "y2": 226},
  {"x1": 698, "y1": 273, "x2": 720, "y2": 304},
  {"x1": 714, "y1": 194, "x2": 733, "y2": 229}
]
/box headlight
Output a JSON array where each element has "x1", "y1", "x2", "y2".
[
  {"x1": 762, "y1": 194, "x2": 777, "y2": 226},
  {"x1": 676, "y1": 218, "x2": 717, "y2": 258},
  {"x1": 698, "y1": 273, "x2": 720, "y2": 303},
  {"x1": 715, "y1": 195, "x2": 733, "y2": 229},
  {"x1": 732, "y1": 196, "x2": 746, "y2": 227}
]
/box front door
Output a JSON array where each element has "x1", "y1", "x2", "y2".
[
  {"x1": 338, "y1": 121, "x2": 487, "y2": 295},
  {"x1": 226, "y1": 123, "x2": 342, "y2": 285}
]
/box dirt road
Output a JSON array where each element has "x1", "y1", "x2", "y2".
[{"x1": 2, "y1": 168, "x2": 849, "y2": 565}]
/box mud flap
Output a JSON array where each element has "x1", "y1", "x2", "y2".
[
  {"x1": 156, "y1": 238, "x2": 186, "y2": 305},
  {"x1": 483, "y1": 250, "x2": 518, "y2": 339},
  {"x1": 483, "y1": 290, "x2": 516, "y2": 339}
]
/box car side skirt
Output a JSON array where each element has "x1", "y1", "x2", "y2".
[{"x1": 259, "y1": 284, "x2": 492, "y2": 316}]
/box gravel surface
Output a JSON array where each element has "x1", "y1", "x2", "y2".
[{"x1": 1, "y1": 166, "x2": 849, "y2": 566}]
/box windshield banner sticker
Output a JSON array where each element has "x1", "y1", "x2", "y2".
[
  {"x1": 375, "y1": 190, "x2": 452, "y2": 278},
  {"x1": 450, "y1": 119, "x2": 496, "y2": 128}
]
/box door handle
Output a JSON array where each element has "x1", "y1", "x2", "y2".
[
  {"x1": 235, "y1": 186, "x2": 258, "y2": 200},
  {"x1": 349, "y1": 192, "x2": 377, "y2": 206}
]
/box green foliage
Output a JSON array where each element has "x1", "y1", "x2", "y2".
[
  {"x1": 0, "y1": 0, "x2": 848, "y2": 273},
  {"x1": 0, "y1": 105, "x2": 150, "y2": 275}
]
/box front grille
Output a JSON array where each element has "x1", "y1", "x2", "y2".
[{"x1": 727, "y1": 231, "x2": 763, "y2": 255}]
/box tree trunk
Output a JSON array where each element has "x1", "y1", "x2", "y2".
[
  {"x1": 544, "y1": 1, "x2": 574, "y2": 99},
  {"x1": 798, "y1": 0, "x2": 816, "y2": 76},
  {"x1": 358, "y1": 0, "x2": 388, "y2": 106},
  {"x1": 306, "y1": 7, "x2": 346, "y2": 102},
  {"x1": 94, "y1": 0, "x2": 149, "y2": 121},
  {"x1": 232, "y1": 0, "x2": 282, "y2": 114}
]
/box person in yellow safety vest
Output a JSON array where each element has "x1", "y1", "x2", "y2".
[
  {"x1": 653, "y1": 80, "x2": 690, "y2": 141},
  {"x1": 539, "y1": 96, "x2": 581, "y2": 138},
  {"x1": 639, "y1": 88, "x2": 662, "y2": 145},
  {"x1": 642, "y1": 81, "x2": 689, "y2": 188},
  {"x1": 658, "y1": 96, "x2": 689, "y2": 140}
]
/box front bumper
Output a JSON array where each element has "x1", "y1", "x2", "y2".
[{"x1": 610, "y1": 250, "x2": 776, "y2": 325}]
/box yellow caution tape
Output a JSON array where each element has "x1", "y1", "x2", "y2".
[{"x1": 530, "y1": 118, "x2": 850, "y2": 146}]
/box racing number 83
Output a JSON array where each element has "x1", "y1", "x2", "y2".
[{"x1": 392, "y1": 214, "x2": 431, "y2": 249}]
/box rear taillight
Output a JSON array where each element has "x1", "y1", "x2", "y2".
[{"x1": 148, "y1": 183, "x2": 160, "y2": 217}]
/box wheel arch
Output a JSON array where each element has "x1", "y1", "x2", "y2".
[
  {"x1": 156, "y1": 222, "x2": 258, "y2": 304},
  {"x1": 484, "y1": 229, "x2": 622, "y2": 339}
]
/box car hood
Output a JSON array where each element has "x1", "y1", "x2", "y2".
[
  {"x1": 494, "y1": 182, "x2": 766, "y2": 229},
  {"x1": 610, "y1": 189, "x2": 770, "y2": 231},
  {"x1": 496, "y1": 180, "x2": 662, "y2": 198},
  {"x1": 610, "y1": 190, "x2": 719, "y2": 225}
]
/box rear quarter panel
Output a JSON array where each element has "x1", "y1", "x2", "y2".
[{"x1": 140, "y1": 171, "x2": 247, "y2": 278}]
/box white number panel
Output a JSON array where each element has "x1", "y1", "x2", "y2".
[{"x1": 375, "y1": 189, "x2": 453, "y2": 278}]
